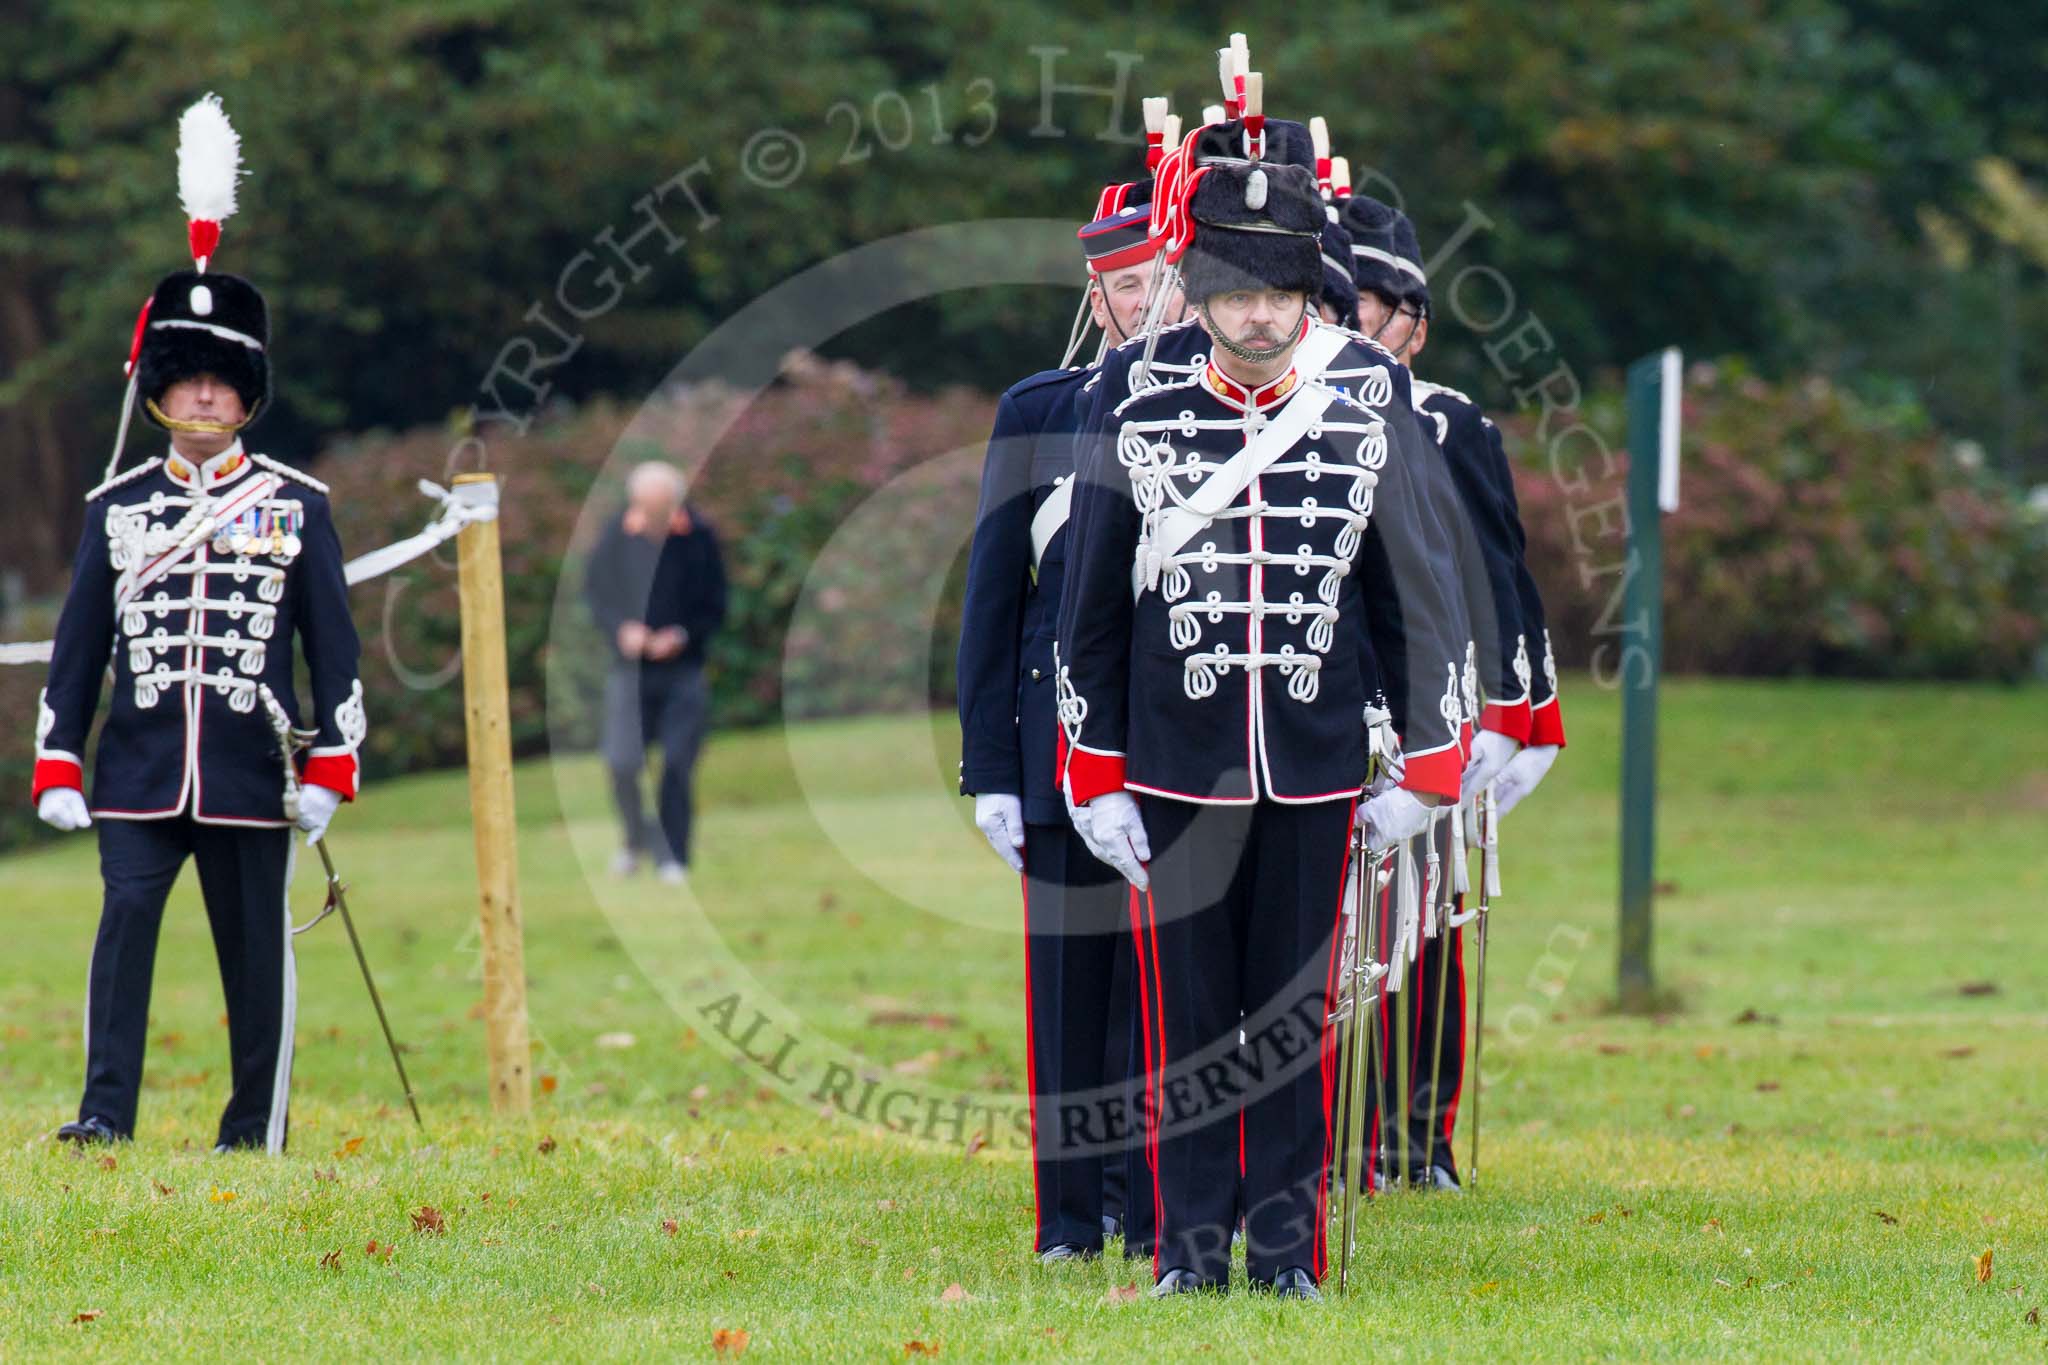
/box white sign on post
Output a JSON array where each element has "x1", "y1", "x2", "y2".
[{"x1": 1658, "y1": 346, "x2": 1683, "y2": 514}]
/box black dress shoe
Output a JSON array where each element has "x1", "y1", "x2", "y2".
[
  {"x1": 1255, "y1": 1266, "x2": 1323, "y2": 1302},
  {"x1": 1101, "y1": 1213, "x2": 1124, "y2": 1242},
  {"x1": 1038, "y1": 1243, "x2": 1098, "y2": 1265},
  {"x1": 1152, "y1": 1267, "x2": 1223, "y2": 1296},
  {"x1": 55, "y1": 1116, "x2": 121, "y2": 1145},
  {"x1": 1421, "y1": 1163, "x2": 1462, "y2": 1192}
]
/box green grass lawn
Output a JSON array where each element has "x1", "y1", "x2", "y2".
[{"x1": 1, "y1": 675, "x2": 2044, "y2": 1360}]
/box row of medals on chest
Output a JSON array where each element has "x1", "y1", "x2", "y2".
[{"x1": 210, "y1": 503, "x2": 303, "y2": 561}]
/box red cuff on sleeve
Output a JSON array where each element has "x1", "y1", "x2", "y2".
[
  {"x1": 1059, "y1": 732, "x2": 1128, "y2": 807},
  {"x1": 31, "y1": 757, "x2": 84, "y2": 804},
  {"x1": 1399, "y1": 743, "x2": 1463, "y2": 802},
  {"x1": 1481, "y1": 697, "x2": 1533, "y2": 743},
  {"x1": 1459, "y1": 720, "x2": 1474, "y2": 761},
  {"x1": 301, "y1": 753, "x2": 360, "y2": 801},
  {"x1": 1528, "y1": 695, "x2": 1567, "y2": 749}
]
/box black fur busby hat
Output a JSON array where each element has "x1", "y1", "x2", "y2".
[
  {"x1": 1189, "y1": 117, "x2": 1316, "y2": 175},
  {"x1": 1319, "y1": 216, "x2": 1360, "y2": 330},
  {"x1": 1178, "y1": 158, "x2": 1325, "y2": 302},
  {"x1": 135, "y1": 270, "x2": 269, "y2": 425},
  {"x1": 1340, "y1": 194, "x2": 1427, "y2": 307}
]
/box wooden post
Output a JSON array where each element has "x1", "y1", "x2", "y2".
[{"x1": 452, "y1": 472, "x2": 531, "y2": 1114}]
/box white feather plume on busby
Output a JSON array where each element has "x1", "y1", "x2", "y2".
[{"x1": 176, "y1": 93, "x2": 241, "y2": 272}]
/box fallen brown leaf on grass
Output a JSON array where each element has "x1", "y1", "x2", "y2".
[
  {"x1": 537, "y1": 1135, "x2": 558, "y2": 1155},
  {"x1": 733, "y1": 1228, "x2": 758, "y2": 1241},
  {"x1": 313, "y1": 1167, "x2": 338, "y2": 1183},
  {"x1": 1944, "y1": 1046, "x2": 1976, "y2": 1059},
  {"x1": 97, "y1": 1155, "x2": 116, "y2": 1171},
  {"x1": 1703, "y1": 1218, "x2": 1723, "y2": 1234},
  {"x1": 711, "y1": 1328, "x2": 751, "y2": 1357},
  {"x1": 2026, "y1": 1306, "x2": 2040, "y2": 1325},
  {"x1": 1584, "y1": 1210, "x2": 1607, "y2": 1225},
  {"x1": 539, "y1": 1074, "x2": 559, "y2": 1094},
  {"x1": 902, "y1": 1266, "x2": 915, "y2": 1282},
  {"x1": 1874, "y1": 1210, "x2": 1899, "y2": 1225},
  {"x1": 892, "y1": 1050, "x2": 944, "y2": 1076},
  {"x1": 337, "y1": 1136, "x2": 364, "y2": 1158},
  {"x1": 208, "y1": 1188, "x2": 237, "y2": 1203},
  {"x1": 1957, "y1": 981, "x2": 2000, "y2": 997},
  {"x1": 877, "y1": 1198, "x2": 899, "y2": 1212},
  {"x1": 1977, "y1": 1249, "x2": 1994, "y2": 1284},
  {"x1": 939, "y1": 1283, "x2": 971, "y2": 1304},
  {"x1": 72, "y1": 1309, "x2": 103, "y2": 1324},
  {"x1": 905, "y1": 1341, "x2": 940, "y2": 1357},
  {"x1": 1469, "y1": 1280, "x2": 1502, "y2": 1297},
  {"x1": 866, "y1": 1010, "x2": 961, "y2": 1030},
  {"x1": 319, "y1": 1249, "x2": 343, "y2": 1270},
  {"x1": 964, "y1": 1132, "x2": 988, "y2": 1159},
  {"x1": 365, "y1": 1240, "x2": 395, "y2": 1263},
  {"x1": 152, "y1": 1180, "x2": 174, "y2": 1197},
  {"x1": 1596, "y1": 1043, "x2": 1630, "y2": 1056},
  {"x1": 661, "y1": 1219, "x2": 680, "y2": 1236},
  {"x1": 1102, "y1": 1282, "x2": 1141, "y2": 1305},
  {"x1": 411, "y1": 1205, "x2": 446, "y2": 1235}
]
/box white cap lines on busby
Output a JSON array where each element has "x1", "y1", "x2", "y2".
[
  {"x1": 1340, "y1": 193, "x2": 1426, "y2": 305},
  {"x1": 1392, "y1": 212, "x2": 1431, "y2": 314}
]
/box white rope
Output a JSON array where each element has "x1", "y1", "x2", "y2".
[{"x1": 1, "y1": 478, "x2": 499, "y2": 666}]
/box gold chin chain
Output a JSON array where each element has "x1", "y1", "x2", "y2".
[{"x1": 144, "y1": 396, "x2": 253, "y2": 434}]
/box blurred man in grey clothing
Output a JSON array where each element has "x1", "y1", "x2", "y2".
[{"x1": 583, "y1": 462, "x2": 727, "y2": 884}]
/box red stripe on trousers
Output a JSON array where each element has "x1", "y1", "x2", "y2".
[{"x1": 1143, "y1": 884, "x2": 1167, "y2": 1282}]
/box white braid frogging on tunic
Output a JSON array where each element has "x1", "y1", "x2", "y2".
[{"x1": 1115, "y1": 379, "x2": 1389, "y2": 704}]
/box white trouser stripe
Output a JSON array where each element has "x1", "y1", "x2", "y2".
[{"x1": 265, "y1": 839, "x2": 298, "y2": 1153}]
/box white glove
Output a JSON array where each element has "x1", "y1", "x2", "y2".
[
  {"x1": 1462, "y1": 729, "x2": 1520, "y2": 795},
  {"x1": 37, "y1": 788, "x2": 92, "y2": 832},
  {"x1": 972, "y1": 793, "x2": 1026, "y2": 872},
  {"x1": 296, "y1": 784, "x2": 343, "y2": 844},
  {"x1": 1492, "y1": 744, "x2": 1559, "y2": 818},
  {"x1": 1356, "y1": 786, "x2": 1432, "y2": 852},
  {"x1": 1080, "y1": 791, "x2": 1150, "y2": 890}
]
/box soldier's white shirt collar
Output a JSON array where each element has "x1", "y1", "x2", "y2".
[{"x1": 164, "y1": 439, "x2": 251, "y2": 491}]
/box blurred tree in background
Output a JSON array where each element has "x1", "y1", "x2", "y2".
[{"x1": 2, "y1": 1, "x2": 2044, "y2": 586}]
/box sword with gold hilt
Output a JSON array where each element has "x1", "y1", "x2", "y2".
[{"x1": 256, "y1": 684, "x2": 424, "y2": 1131}]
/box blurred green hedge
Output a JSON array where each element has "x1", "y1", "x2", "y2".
[{"x1": 1510, "y1": 361, "x2": 2048, "y2": 684}]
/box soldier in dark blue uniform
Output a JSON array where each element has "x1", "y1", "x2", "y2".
[
  {"x1": 31, "y1": 99, "x2": 363, "y2": 1153},
  {"x1": 956, "y1": 187, "x2": 1184, "y2": 1263},
  {"x1": 1343, "y1": 196, "x2": 1570, "y2": 1188},
  {"x1": 1056, "y1": 127, "x2": 1471, "y2": 1299}
]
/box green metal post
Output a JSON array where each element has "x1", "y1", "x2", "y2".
[{"x1": 1618, "y1": 349, "x2": 1679, "y2": 1012}]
